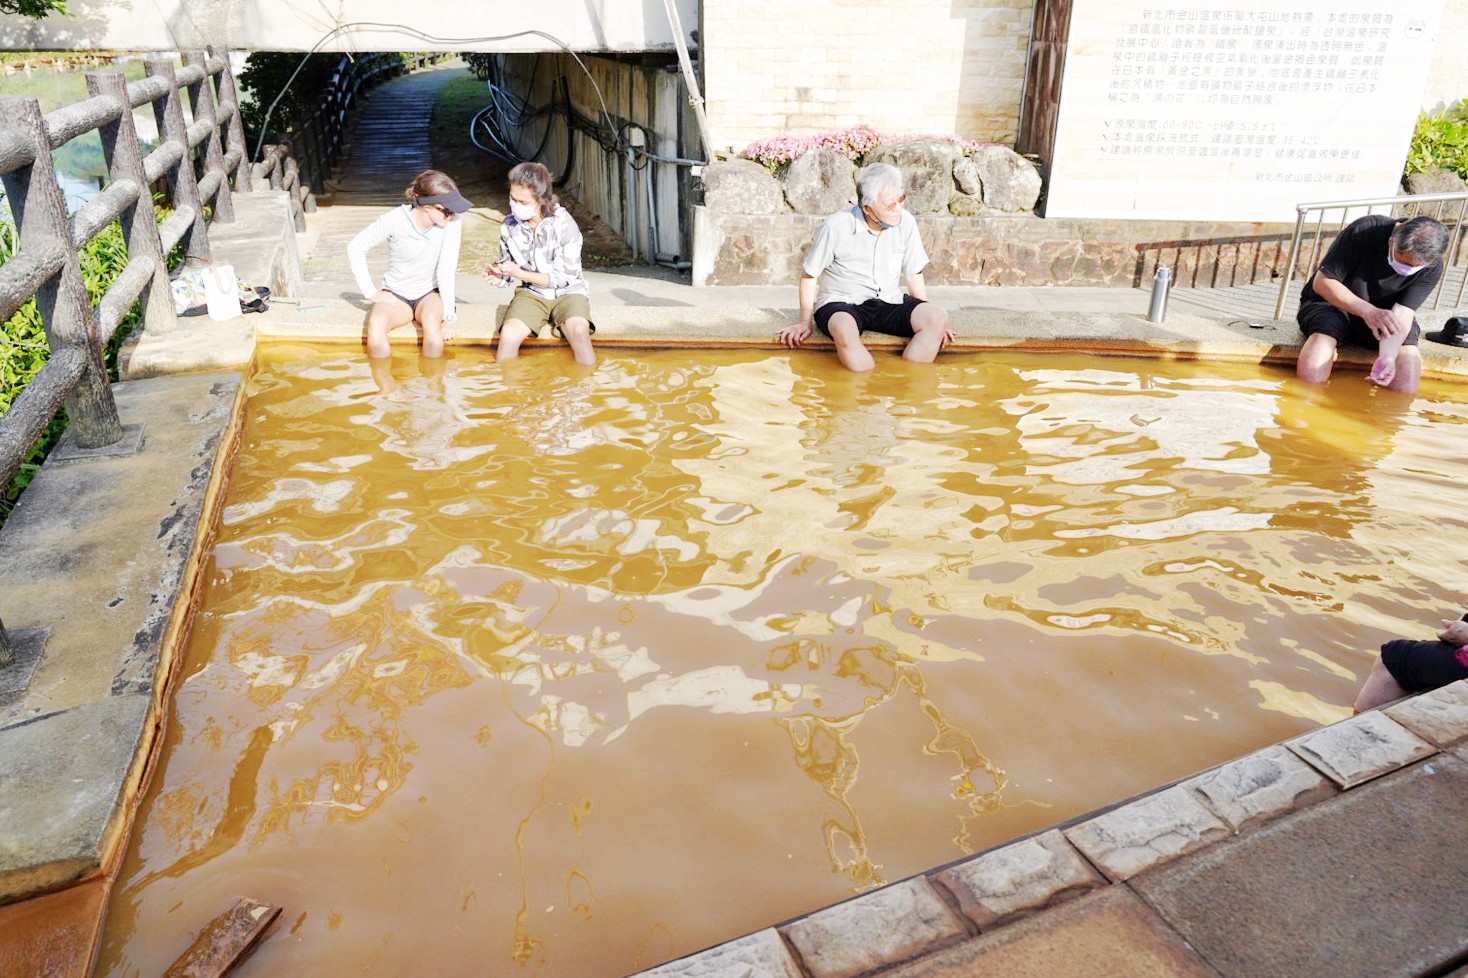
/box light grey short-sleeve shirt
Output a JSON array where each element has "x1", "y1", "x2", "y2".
[{"x1": 802, "y1": 206, "x2": 929, "y2": 308}]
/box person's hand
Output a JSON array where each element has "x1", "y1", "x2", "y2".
[
  {"x1": 1361, "y1": 305, "x2": 1402, "y2": 340},
  {"x1": 442, "y1": 318, "x2": 457, "y2": 341},
  {"x1": 1367, "y1": 354, "x2": 1396, "y2": 387},
  {"x1": 1437, "y1": 618, "x2": 1468, "y2": 645},
  {"x1": 941, "y1": 328, "x2": 956, "y2": 348},
  {"x1": 778, "y1": 321, "x2": 812, "y2": 348}
]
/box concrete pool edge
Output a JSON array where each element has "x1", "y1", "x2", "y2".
[
  {"x1": 0, "y1": 373, "x2": 245, "y2": 976},
  {"x1": 632, "y1": 685, "x2": 1468, "y2": 978},
  {"x1": 117, "y1": 288, "x2": 1468, "y2": 385}
]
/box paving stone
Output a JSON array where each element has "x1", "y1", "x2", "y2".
[
  {"x1": 1133, "y1": 752, "x2": 1468, "y2": 978},
  {"x1": 935, "y1": 829, "x2": 1103, "y2": 929},
  {"x1": 634, "y1": 928, "x2": 801, "y2": 978},
  {"x1": 780, "y1": 878, "x2": 969, "y2": 978},
  {"x1": 1385, "y1": 680, "x2": 1468, "y2": 747},
  {"x1": 1186, "y1": 745, "x2": 1337, "y2": 832},
  {"x1": 1063, "y1": 786, "x2": 1230, "y2": 882},
  {"x1": 0, "y1": 695, "x2": 149, "y2": 896},
  {"x1": 1287, "y1": 711, "x2": 1436, "y2": 788},
  {"x1": 881, "y1": 887, "x2": 1222, "y2": 978}
]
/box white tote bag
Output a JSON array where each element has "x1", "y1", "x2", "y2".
[{"x1": 202, "y1": 264, "x2": 243, "y2": 322}]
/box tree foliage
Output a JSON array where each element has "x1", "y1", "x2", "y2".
[
  {"x1": 0, "y1": 0, "x2": 69, "y2": 17},
  {"x1": 238, "y1": 52, "x2": 346, "y2": 139}
]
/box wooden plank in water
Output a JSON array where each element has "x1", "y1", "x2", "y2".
[{"x1": 163, "y1": 898, "x2": 281, "y2": 978}]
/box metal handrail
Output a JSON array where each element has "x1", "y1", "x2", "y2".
[{"x1": 1274, "y1": 190, "x2": 1468, "y2": 319}]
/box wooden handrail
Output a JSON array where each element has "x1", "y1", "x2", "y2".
[{"x1": 0, "y1": 49, "x2": 254, "y2": 682}]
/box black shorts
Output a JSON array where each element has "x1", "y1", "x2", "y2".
[
  {"x1": 1380, "y1": 638, "x2": 1468, "y2": 692},
  {"x1": 1297, "y1": 301, "x2": 1420, "y2": 348},
  {"x1": 814, "y1": 295, "x2": 925, "y2": 338},
  {"x1": 386, "y1": 288, "x2": 440, "y2": 315}
]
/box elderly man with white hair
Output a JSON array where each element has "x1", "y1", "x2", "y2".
[{"x1": 779, "y1": 162, "x2": 954, "y2": 372}]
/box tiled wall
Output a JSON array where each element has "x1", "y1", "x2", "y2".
[{"x1": 700, "y1": 0, "x2": 1034, "y2": 154}]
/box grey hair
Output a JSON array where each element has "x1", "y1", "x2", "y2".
[
  {"x1": 1393, "y1": 216, "x2": 1450, "y2": 262},
  {"x1": 855, "y1": 163, "x2": 904, "y2": 206}
]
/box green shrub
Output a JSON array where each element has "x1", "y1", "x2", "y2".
[{"x1": 1405, "y1": 105, "x2": 1468, "y2": 179}]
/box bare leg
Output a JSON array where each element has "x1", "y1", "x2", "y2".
[
  {"x1": 1295, "y1": 332, "x2": 1338, "y2": 384},
  {"x1": 1354, "y1": 656, "x2": 1408, "y2": 713},
  {"x1": 368, "y1": 355, "x2": 398, "y2": 394},
  {"x1": 496, "y1": 319, "x2": 533, "y2": 362},
  {"x1": 366, "y1": 292, "x2": 413, "y2": 359},
  {"x1": 828, "y1": 313, "x2": 874, "y2": 372},
  {"x1": 1387, "y1": 345, "x2": 1422, "y2": 395},
  {"x1": 902, "y1": 302, "x2": 951, "y2": 364},
  {"x1": 417, "y1": 292, "x2": 447, "y2": 359},
  {"x1": 560, "y1": 317, "x2": 596, "y2": 366}
]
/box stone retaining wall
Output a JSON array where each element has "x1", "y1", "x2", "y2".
[{"x1": 692, "y1": 208, "x2": 1305, "y2": 289}]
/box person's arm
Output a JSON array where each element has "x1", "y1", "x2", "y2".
[
  {"x1": 779, "y1": 273, "x2": 819, "y2": 347},
  {"x1": 493, "y1": 263, "x2": 551, "y2": 288},
  {"x1": 1311, "y1": 270, "x2": 1404, "y2": 339},
  {"x1": 346, "y1": 214, "x2": 390, "y2": 300},
  {"x1": 435, "y1": 218, "x2": 462, "y2": 323},
  {"x1": 904, "y1": 270, "x2": 928, "y2": 302}
]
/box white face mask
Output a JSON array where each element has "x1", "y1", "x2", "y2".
[
  {"x1": 1388, "y1": 243, "x2": 1427, "y2": 276},
  {"x1": 509, "y1": 199, "x2": 539, "y2": 222}
]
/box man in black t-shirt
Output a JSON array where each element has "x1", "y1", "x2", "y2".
[{"x1": 1295, "y1": 214, "x2": 1449, "y2": 395}]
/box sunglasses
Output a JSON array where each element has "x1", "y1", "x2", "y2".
[{"x1": 434, "y1": 205, "x2": 456, "y2": 218}]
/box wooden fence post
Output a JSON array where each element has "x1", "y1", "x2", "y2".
[
  {"x1": 145, "y1": 57, "x2": 210, "y2": 264},
  {"x1": 208, "y1": 44, "x2": 251, "y2": 193},
  {"x1": 0, "y1": 97, "x2": 123, "y2": 450},
  {"x1": 85, "y1": 69, "x2": 178, "y2": 337},
  {"x1": 0, "y1": 614, "x2": 12, "y2": 670},
  {"x1": 182, "y1": 50, "x2": 233, "y2": 224}
]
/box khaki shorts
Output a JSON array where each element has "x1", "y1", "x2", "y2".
[{"x1": 502, "y1": 291, "x2": 595, "y2": 337}]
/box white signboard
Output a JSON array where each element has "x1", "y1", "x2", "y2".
[{"x1": 1045, "y1": 0, "x2": 1446, "y2": 221}]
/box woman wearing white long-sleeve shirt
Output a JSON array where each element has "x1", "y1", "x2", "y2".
[{"x1": 347, "y1": 169, "x2": 472, "y2": 359}]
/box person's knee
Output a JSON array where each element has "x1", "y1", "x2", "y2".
[
  {"x1": 827, "y1": 315, "x2": 861, "y2": 346},
  {"x1": 562, "y1": 318, "x2": 591, "y2": 339},
  {"x1": 500, "y1": 319, "x2": 531, "y2": 341},
  {"x1": 912, "y1": 302, "x2": 949, "y2": 332}
]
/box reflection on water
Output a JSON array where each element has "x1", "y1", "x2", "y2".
[{"x1": 97, "y1": 347, "x2": 1468, "y2": 978}]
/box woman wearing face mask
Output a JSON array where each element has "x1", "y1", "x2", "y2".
[
  {"x1": 347, "y1": 169, "x2": 472, "y2": 359},
  {"x1": 1294, "y1": 214, "x2": 1448, "y2": 394},
  {"x1": 485, "y1": 162, "x2": 596, "y2": 366}
]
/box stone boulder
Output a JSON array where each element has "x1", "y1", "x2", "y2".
[
  {"x1": 1405, "y1": 167, "x2": 1468, "y2": 196},
  {"x1": 949, "y1": 193, "x2": 982, "y2": 217},
  {"x1": 865, "y1": 140, "x2": 963, "y2": 215},
  {"x1": 781, "y1": 149, "x2": 857, "y2": 215},
  {"x1": 972, "y1": 145, "x2": 1042, "y2": 213},
  {"x1": 953, "y1": 157, "x2": 982, "y2": 197},
  {"x1": 703, "y1": 159, "x2": 786, "y2": 214}
]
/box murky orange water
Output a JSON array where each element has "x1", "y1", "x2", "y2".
[{"x1": 98, "y1": 346, "x2": 1468, "y2": 977}]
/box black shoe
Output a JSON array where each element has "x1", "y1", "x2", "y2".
[{"x1": 1426, "y1": 316, "x2": 1468, "y2": 347}]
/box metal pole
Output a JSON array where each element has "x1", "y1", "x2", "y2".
[{"x1": 660, "y1": 0, "x2": 714, "y2": 160}]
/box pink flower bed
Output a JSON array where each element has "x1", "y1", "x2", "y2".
[{"x1": 742, "y1": 124, "x2": 989, "y2": 169}]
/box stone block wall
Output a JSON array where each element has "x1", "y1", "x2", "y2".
[
  {"x1": 701, "y1": 0, "x2": 1033, "y2": 155},
  {"x1": 692, "y1": 208, "x2": 1304, "y2": 289}
]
